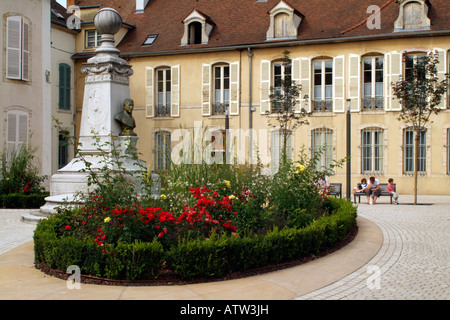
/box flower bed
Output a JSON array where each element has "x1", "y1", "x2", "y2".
[
  {"x1": 33, "y1": 149, "x2": 357, "y2": 283},
  {"x1": 34, "y1": 195, "x2": 356, "y2": 282}
]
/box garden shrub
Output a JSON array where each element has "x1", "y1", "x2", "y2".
[{"x1": 34, "y1": 197, "x2": 356, "y2": 281}]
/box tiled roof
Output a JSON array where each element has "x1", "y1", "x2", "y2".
[
  {"x1": 72, "y1": 0, "x2": 450, "y2": 55},
  {"x1": 51, "y1": 0, "x2": 73, "y2": 28}
]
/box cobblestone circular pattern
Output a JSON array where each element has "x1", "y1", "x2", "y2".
[{"x1": 295, "y1": 196, "x2": 450, "y2": 300}]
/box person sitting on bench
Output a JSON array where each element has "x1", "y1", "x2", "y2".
[
  {"x1": 353, "y1": 178, "x2": 368, "y2": 194},
  {"x1": 365, "y1": 176, "x2": 381, "y2": 204}
]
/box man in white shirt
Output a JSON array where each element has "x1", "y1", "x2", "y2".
[{"x1": 365, "y1": 176, "x2": 381, "y2": 204}]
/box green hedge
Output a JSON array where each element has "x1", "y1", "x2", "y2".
[
  {"x1": 34, "y1": 197, "x2": 357, "y2": 281},
  {"x1": 1, "y1": 192, "x2": 49, "y2": 209}
]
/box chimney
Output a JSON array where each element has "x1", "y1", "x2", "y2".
[{"x1": 136, "y1": 0, "x2": 150, "y2": 13}]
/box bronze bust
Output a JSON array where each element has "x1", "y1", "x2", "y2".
[{"x1": 115, "y1": 98, "x2": 137, "y2": 136}]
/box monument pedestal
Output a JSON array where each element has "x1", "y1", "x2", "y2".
[{"x1": 23, "y1": 8, "x2": 147, "y2": 222}]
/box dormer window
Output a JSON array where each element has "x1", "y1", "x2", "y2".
[
  {"x1": 266, "y1": 0, "x2": 303, "y2": 41},
  {"x1": 394, "y1": 0, "x2": 431, "y2": 32},
  {"x1": 181, "y1": 10, "x2": 215, "y2": 46}
]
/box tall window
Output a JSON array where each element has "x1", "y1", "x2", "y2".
[
  {"x1": 313, "y1": 60, "x2": 333, "y2": 112},
  {"x1": 155, "y1": 131, "x2": 171, "y2": 171},
  {"x1": 363, "y1": 57, "x2": 384, "y2": 110},
  {"x1": 213, "y1": 65, "x2": 230, "y2": 115},
  {"x1": 404, "y1": 53, "x2": 426, "y2": 79},
  {"x1": 85, "y1": 30, "x2": 101, "y2": 48},
  {"x1": 156, "y1": 68, "x2": 171, "y2": 117},
  {"x1": 403, "y1": 128, "x2": 427, "y2": 174},
  {"x1": 311, "y1": 128, "x2": 333, "y2": 170},
  {"x1": 272, "y1": 61, "x2": 292, "y2": 113},
  {"x1": 58, "y1": 132, "x2": 69, "y2": 169},
  {"x1": 188, "y1": 22, "x2": 202, "y2": 45},
  {"x1": 6, "y1": 110, "x2": 28, "y2": 154},
  {"x1": 271, "y1": 130, "x2": 292, "y2": 173},
  {"x1": 6, "y1": 16, "x2": 30, "y2": 81},
  {"x1": 362, "y1": 128, "x2": 384, "y2": 173},
  {"x1": 58, "y1": 63, "x2": 71, "y2": 110}
]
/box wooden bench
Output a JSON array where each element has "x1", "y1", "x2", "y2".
[
  {"x1": 353, "y1": 183, "x2": 396, "y2": 204},
  {"x1": 329, "y1": 183, "x2": 342, "y2": 198}
]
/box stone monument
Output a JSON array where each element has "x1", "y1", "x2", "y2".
[{"x1": 23, "y1": 8, "x2": 146, "y2": 221}]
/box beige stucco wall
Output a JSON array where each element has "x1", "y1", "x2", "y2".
[
  {"x1": 50, "y1": 24, "x2": 77, "y2": 175},
  {"x1": 0, "y1": 0, "x2": 52, "y2": 181},
  {"x1": 74, "y1": 33, "x2": 450, "y2": 195}
]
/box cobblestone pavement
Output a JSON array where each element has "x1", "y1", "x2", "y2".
[
  {"x1": 296, "y1": 195, "x2": 450, "y2": 300},
  {"x1": 1, "y1": 196, "x2": 449, "y2": 300},
  {"x1": 0, "y1": 210, "x2": 36, "y2": 256}
]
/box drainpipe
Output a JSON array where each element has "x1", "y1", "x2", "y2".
[{"x1": 248, "y1": 48, "x2": 254, "y2": 167}]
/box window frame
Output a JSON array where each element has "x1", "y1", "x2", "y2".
[
  {"x1": 363, "y1": 56, "x2": 384, "y2": 110},
  {"x1": 311, "y1": 127, "x2": 333, "y2": 170},
  {"x1": 85, "y1": 29, "x2": 102, "y2": 48},
  {"x1": 403, "y1": 127, "x2": 427, "y2": 174},
  {"x1": 6, "y1": 109, "x2": 29, "y2": 155},
  {"x1": 58, "y1": 63, "x2": 71, "y2": 111},
  {"x1": 271, "y1": 60, "x2": 292, "y2": 113},
  {"x1": 58, "y1": 131, "x2": 69, "y2": 169},
  {"x1": 155, "y1": 68, "x2": 172, "y2": 117},
  {"x1": 212, "y1": 64, "x2": 230, "y2": 115},
  {"x1": 271, "y1": 129, "x2": 293, "y2": 174},
  {"x1": 361, "y1": 127, "x2": 384, "y2": 174},
  {"x1": 5, "y1": 15, "x2": 30, "y2": 81},
  {"x1": 313, "y1": 59, "x2": 333, "y2": 112},
  {"x1": 155, "y1": 131, "x2": 171, "y2": 171}
]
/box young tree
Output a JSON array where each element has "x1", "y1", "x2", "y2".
[
  {"x1": 268, "y1": 51, "x2": 310, "y2": 167},
  {"x1": 391, "y1": 51, "x2": 448, "y2": 204}
]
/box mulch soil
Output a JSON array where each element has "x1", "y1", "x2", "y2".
[{"x1": 36, "y1": 223, "x2": 358, "y2": 287}]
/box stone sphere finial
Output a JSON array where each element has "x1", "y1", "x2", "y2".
[{"x1": 93, "y1": 8, "x2": 122, "y2": 35}]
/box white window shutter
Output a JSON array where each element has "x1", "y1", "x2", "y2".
[
  {"x1": 333, "y1": 55, "x2": 345, "y2": 113},
  {"x1": 385, "y1": 53, "x2": 391, "y2": 111},
  {"x1": 145, "y1": 67, "x2": 154, "y2": 118},
  {"x1": 171, "y1": 65, "x2": 180, "y2": 117},
  {"x1": 292, "y1": 58, "x2": 301, "y2": 113},
  {"x1": 21, "y1": 18, "x2": 30, "y2": 81},
  {"x1": 7, "y1": 110, "x2": 28, "y2": 153},
  {"x1": 260, "y1": 60, "x2": 271, "y2": 114},
  {"x1": 6, "y1": 16, "x2": 22, "y2": 80},
  {"x1": 300, "y1": 58, "x2": 311, "y2": 113},
  {"x1": 18, "y1": 113, "x2": 28, "y2": 144},
  {"x1": 434, "y1": 49, "x2": 447, "y2": 109},
  {"x1": 389, "y1": 52, "x2": 402, "y2": 111},
  {"x1": 230, "y1": 62, "x2": 240, "y2": 115},
  {"x1": 7, "y1": 112, "x2": 17, "y2": 153},
  {"x1": 202, "y1": 64, "x2": 211, "y2": 116},
  {"x1": 348, "y1": 54, "x2": 360, "y2": 111}
]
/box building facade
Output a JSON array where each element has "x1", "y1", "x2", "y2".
[
  {"x1": 70, "y1": 0, "x2": 450, "y2": 195},
  {"x1": 1, "y1": 0, "x2": 52, "y2": 180}
]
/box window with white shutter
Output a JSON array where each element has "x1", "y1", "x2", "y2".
[
  {"x1": 6, "y1": 110, "x2": 29, "y2": 154},
  {"x1": 6, "y1": 15, "x2": 30, "y2": 81}
]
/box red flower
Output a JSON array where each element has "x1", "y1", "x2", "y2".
[{"x1": 65, "y1": 225, "x2": 71, "y2": 231}]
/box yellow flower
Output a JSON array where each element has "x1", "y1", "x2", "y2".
[
  {"x1": 104, "y1": 217, "x2": 111, "y2": 223},
  {"x1": 295, "y1": 164, "x2": 305, "y2": 173},
  {"x1": 160, "y1": 194, "x2": 167, "y2": 200},
  {"x1": 229, "y1": 195, "x2": 236, "y2": 200},
  {"x1": 224, "y1": 180, "x2": 231, "y2": 188}
]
